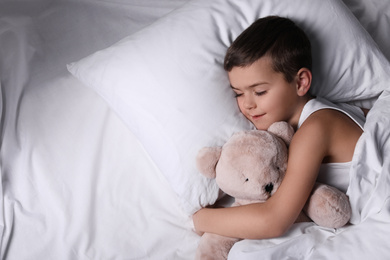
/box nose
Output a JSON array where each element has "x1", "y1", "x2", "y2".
[
  {"x1": 265, "y1": 183, "x2": 274, "y2": 194},
  {"x1": 242, "y1": 95, "x2": 256, "y2": 110}
]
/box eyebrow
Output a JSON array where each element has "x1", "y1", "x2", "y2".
[{"x1": 230, "y1": 82, "x2": 269, "y2": 90}]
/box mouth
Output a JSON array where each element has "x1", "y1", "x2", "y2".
[{"x1": 250, "y1": 114, "x2": 265, "y2": 121}]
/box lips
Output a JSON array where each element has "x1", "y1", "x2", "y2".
[{"x1": 251, "y1": 114, "x2": 265, "y2": 120}]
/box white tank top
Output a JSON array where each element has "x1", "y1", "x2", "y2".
[{"x1": 297, "y1": 97, "x2": 365, "y2": 193}]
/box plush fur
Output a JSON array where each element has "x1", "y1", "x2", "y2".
[{"x1": 195, "y1": 121, "x2": 352, "y2": 260}]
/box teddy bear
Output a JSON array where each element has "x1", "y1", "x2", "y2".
[{"x1": 195, "y1": 121, "x2": 352, "y2": 260}]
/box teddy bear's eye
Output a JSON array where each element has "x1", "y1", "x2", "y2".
[{"x1": 245, "y1": 178, "x2": 249, "y2": 182}]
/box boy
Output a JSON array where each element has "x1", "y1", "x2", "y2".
[{"x1": 193, "y1": 16, "x2": 365, "y2": 239}]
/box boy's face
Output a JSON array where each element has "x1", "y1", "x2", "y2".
[{"x1": 228, "y1": 56, "x2": 302, "y2": 130}]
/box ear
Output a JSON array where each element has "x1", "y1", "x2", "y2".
[
  {"x1": 267, "y1": 121, "x2": 295, "y2": 146},
  {"x1": 195, "y1": 147, "x2": 222, "y2": 179},
  {"x1": 295, "y1": 68, "x2": 312, "y2": 97}
]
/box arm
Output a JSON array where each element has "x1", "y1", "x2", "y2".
[{"x1": 193, "y1": 119, "x2": 329, "y2": 240}]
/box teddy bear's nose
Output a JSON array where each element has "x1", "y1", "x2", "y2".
[{"x1": 265, "y1": 183, "x2": 274, "y2": 194}]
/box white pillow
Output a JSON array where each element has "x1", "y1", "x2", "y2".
[{"x1": 68, "y1": 0, "x2": 390, "y2": 215}]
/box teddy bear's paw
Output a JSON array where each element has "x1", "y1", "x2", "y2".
[
  {"x1": 196, "y1": 233, "x2": 239, "y2": 260},
  {"x1": 303, "y1": 183, "x2": 352, "y2": 228}
]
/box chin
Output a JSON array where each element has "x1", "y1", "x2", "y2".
[{"x1": 252, "y1": 122, "x2": 270, "y2": 131}]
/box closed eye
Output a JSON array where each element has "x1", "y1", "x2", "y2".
[{"x1": 255, "y1": 91, "x2": 266, "y2": 96}]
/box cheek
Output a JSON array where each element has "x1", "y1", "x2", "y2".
[
  {"x1": 236, "y1": 98, "x2": 245, "y2": 112},
  {"x1": 262, "y1": 94, "x2": 285, "y2": 115}
]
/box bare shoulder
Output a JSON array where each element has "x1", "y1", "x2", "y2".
[
  {"x1": 295, "y1": 109, "x2": 363, "y2": 163},
  {"x1": 289, "y1": 112, "x2": 329, "y2": 169},
  {"x1": 292, "y1": 109, "x2": 333, "y2": 149}
]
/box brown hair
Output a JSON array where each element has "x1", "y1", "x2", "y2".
[{"x1": 224, "y1": 16, "x2": 312, "y2": 83}]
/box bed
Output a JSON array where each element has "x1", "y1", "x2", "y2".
[{"x1": 1, "y1": 0, "x2": 389, "y2": 259}]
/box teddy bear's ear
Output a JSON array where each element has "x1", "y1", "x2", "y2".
[
  {"x1": 268, "y1": 121, "x2": 295, "y2": 146},
  {"x1": 195, "y1": 147, "x2": 222, "y2": 179}
]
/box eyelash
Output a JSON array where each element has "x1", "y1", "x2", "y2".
[
  {"x1": 255, "y1": 91, "x2": 266, "y2": 96},
  {"x1": 234, "y1": 91, "x2": 266, "y2": 98}
]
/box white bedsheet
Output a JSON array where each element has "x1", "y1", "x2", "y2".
[
  {"x1": 0, "y1": 1, "x2": 197, "y2": 259},
  {"x1": 1, "y1": 0, "x2": 389, "y2": 259}
]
